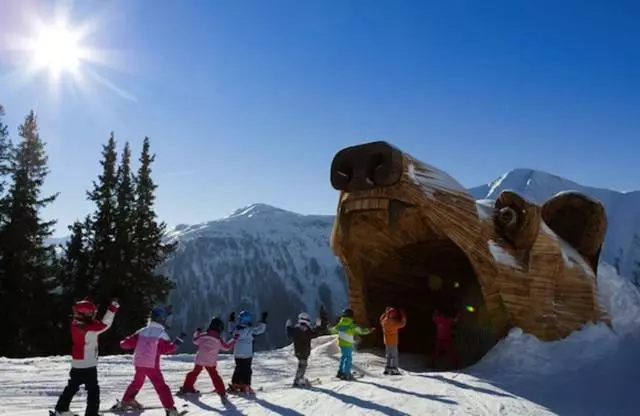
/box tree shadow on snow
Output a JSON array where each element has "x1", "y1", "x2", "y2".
[
  {"x1": 309, "y1": 386, "x2": 411, "y2": 415},
  {"x1": 356, "y1": 379, "x2": 458, "y2": 404},
  {"x1": 417, "y1": 374, "x2": 516, "y2": 398}
]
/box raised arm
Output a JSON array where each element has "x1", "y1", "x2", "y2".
[
  {"x1": 86, "y1": 300, "x2": 119, "y2": 334},
  {"x1": 399, "y1": 309, "x2": 407, "y2": 328},
  {"x1": 251, "y1": 322, "x2": 266, "y2": 335}
]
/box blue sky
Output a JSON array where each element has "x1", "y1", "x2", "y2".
[{"x1": 0, "y1": 0, "x2": 638, "y2": 236}]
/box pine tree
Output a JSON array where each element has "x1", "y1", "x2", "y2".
[
  {"x1": 132, "y1": 137, "x2": 175, "y2": 316},
  {"x1": 0, "y1": 105, "x2": 12, "y2": 198},
  {"x1": 0, "y1": 111, "x2": 59, "y2": 357},
  {"x1": 86, "y1": 133, "x2": 118, "y2": 301},
  {"x1": 58, "y1": 217, "x2": 92, "y2": 301}
]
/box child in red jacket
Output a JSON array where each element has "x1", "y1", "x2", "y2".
[
  {"x1": 431, "y1": 310, "x2": 460, "y2": 368},
  {"x1": 177, "y1": 317, "x2": 238, "y2": 399},
  {"x1": 111, "y1": 306, "x2": 186, "y2": 416},
  {"x1": 51, "y1": 297, "x2": 119, "y2": 416}
]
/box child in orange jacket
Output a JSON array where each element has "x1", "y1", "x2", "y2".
[{"x1": 379, "y1": 307, "x2": 406, "y2": 375}]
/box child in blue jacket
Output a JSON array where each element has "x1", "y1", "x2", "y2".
[{"x1": 226, "y1": 310, "x2": 267, "y2": 393}]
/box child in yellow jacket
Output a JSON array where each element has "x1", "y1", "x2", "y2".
[{"x1": 380, "y1": 307, "x2": 406, "y2": 375}]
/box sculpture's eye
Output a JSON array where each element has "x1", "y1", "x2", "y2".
[{"x1": 497, "y1": 206, "x2": 519, "y2": 229}]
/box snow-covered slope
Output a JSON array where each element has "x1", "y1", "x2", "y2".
[
  {"x1": 3, "y1": 263, "x2": 639, "y2": 415},
  {"x1": 160, "y1": 203, "x2": 348, "y2": 351},
  {"x1": 469, "y1": 168, "x2": 640, "y2": 282}
]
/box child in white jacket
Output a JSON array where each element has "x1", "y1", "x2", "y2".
[{"x1": 226, "y1": 310, "x2": 267, "y2": 394}]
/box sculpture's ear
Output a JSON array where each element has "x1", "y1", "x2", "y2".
[
  {"x1": 494, "y1": 190, "x2": 541, "y2": 250},
  {"x1": 541, "y1": 191, "x2": 607, "y2": 271}
]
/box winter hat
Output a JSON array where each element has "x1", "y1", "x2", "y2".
[
  {"x1": 150, "y1": 306, "x2": 169, "y2": 324},
  {"x1": 238, "y1": 310, "x2": 252, "y2": 325},
  {"x1": 342, "y1": 308, "x2": 354, "y2": 319},
  {"x1": 208, "y1": 316, "x2": 224, "y2": 333},
  {"x1": 73, "y1": 297, "x2": 97, "y2": 319}
]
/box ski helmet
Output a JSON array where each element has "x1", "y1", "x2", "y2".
[
  {"x1": 342, "y1": 308, "x2": 354, "y2": 319},
  {"x1": 297, "y1": 312, "x2": 311, "y2": 326},
  {"x1": 208, "y1": 316, "x2": 225, "y2": 333},
  {"x1": 238, "y1": 310, "x2": 252, "y2": 325},
  {"x1": 73, "y1": 298, "x2": 97, "y2": 319},
  {"x1": 150, "y1": 306, "x2": 169, "y2": 324}
]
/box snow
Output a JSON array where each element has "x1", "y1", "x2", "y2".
[
  {"x1": 2, "y1": 263, "x2": 640, "y2": 415},
  {"x1": 540, "y1": 223, "x2": 596, "y2": 278},
  {"x1": 475, "y1": 199, "x2": 495, "y2": 220},
  {"x1": 488, "y1": 240, "x2": 522, "y2": 270},
  {"x1": 407, "y1": 162, "x2": 467, "y2": 199}
]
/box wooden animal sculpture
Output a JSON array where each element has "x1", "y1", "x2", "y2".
[{"x1": 329, "y1": 141, "x2": 609, "y2": 366}]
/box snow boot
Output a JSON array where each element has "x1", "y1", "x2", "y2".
[
  {"x1": 165, "y1": 408, "x2": 181, "y2": 416},
  {"x1": 389, "y1": 367, "x2": 402, "y2": 375},
  {"x1": 111, "y1": 399, "x2": 144, "y2": 411},
  {"x1": 176, "y1": 387, "x2": 199, "y2": 396}
]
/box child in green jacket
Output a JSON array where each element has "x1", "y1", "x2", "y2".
[{"x1": 329, "y1": 308, "x2": 375, "y2": 380}]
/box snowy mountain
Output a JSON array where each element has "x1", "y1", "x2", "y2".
[
  {"x1": 159, "y1": 203, "x2": 348, "y2": 351},
  {"x1": 469, "y1": 168, "x2": 640, "y2": 281},
  {"x1": 5, "y1": 263, "x2": 640, "y2": 415}
]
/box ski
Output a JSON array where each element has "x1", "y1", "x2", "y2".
[
  {"x1": 104, "y1": 408, "x2": 188, "y2": 415},
  {"x1": 292, "y1": 377, "x2": 322, "y2": 388},
  {"x1": 50, "y1": 412, "x2": 79, "y2": 416}
]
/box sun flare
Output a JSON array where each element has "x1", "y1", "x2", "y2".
[{"x1": 27, "y1": 22, "x2": 85, "y2": 77}]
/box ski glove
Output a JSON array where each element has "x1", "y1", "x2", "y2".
[
  {"x1": 260, "y1": 311, "x2": 268, "y2": 323},
  {"x1": 174, "y1": 332, "x2": 187, "y2": 346},
  {"x1": 285, "y1": 319, "x2": 292, "y2": 327},
  {"x1": 110, "y1": 299, "x2": 120, "y2": 311},
  {"x1": 229, "y1": 312, "x2": 236, "y2": 322}
]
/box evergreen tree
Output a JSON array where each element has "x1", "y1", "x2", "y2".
[
  {"x1": 86, "y1": 133, "x2": 118, "y2": 301},
  {"x1": 0, "y1": 111, "x2": 59, "y2": 357},
  {"x1": 132, "y1": 137, "x2": 175, "y2": 317},
  {"x1": 0, "y1": 105, "x2": 12, "y2": 198},
  {"x1": 58, "y1": 217, "x2": 93, "y2": 302}
]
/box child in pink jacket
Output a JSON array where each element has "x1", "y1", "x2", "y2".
[
  {"x1": 177, "y1": 316, "x2": 238, "y2": 399},
  {"x1": 111, "y1": 306, "x2": 186, "y2": 416}
]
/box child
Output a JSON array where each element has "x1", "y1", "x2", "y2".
[
  {"x1": 177, "y1": 316, "x2": 238, "y2": 399},
  {"x1": 51, "y1": 297, "x2": 119, "y2": 416},
  {"x1": 285, "y1": 312, "x2": 323, "y2": 387},
  {"x1": 431, "y1": 309, "x2": 460, "y2": 368},
  {"x1": 112, "y1": 306, "x2": 186, "y2": 416},
  {"x1": 379, "y1": 306, "x2": 407, "y2": 375},
  {"x1": 329, "y1": 308, "x2": 375, "y2": 380},
  {"x1": 227, "y1": 310, "x2": 267, "y2": 394}
]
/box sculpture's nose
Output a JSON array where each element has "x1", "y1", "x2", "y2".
[{"x1": 330, "y1": 141, "x2": 403, "y2": 192}]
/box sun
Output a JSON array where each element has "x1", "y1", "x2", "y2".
[
  {"x1": 26, "y1": 21, "x2": 86, "y2": 78},
  {"x1": 29, "y1": 23, "x2": 84, "y2": 76},
  {"x1": 4, "y1": 6, "x2": 136, "y2": 102}
]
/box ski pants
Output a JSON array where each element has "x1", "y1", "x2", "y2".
[
  {"x1": 55, "y1": 366, "x2": 100, "y2": 416},
  {"x1": 431, "y1": 338, "x2": 459, "y2": 367},
  {"x1": 294, "y1": 357, "x2": 308, "y2": 382},
  {"x1": 385, "y1": 344, "x2": 399, "y2": 369},
  {"x1": 122, "y1": 366, "x2": 175, "y2": 409},
  {"x1": 231, "y1": 357, "x2": 253, "y2": 386},
  {"x1": 182, "y1": 364, "x2": 226, "y2": 395},
  {"x1": 339, "y1": 346, "x2": 353, "y2": 375}
]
